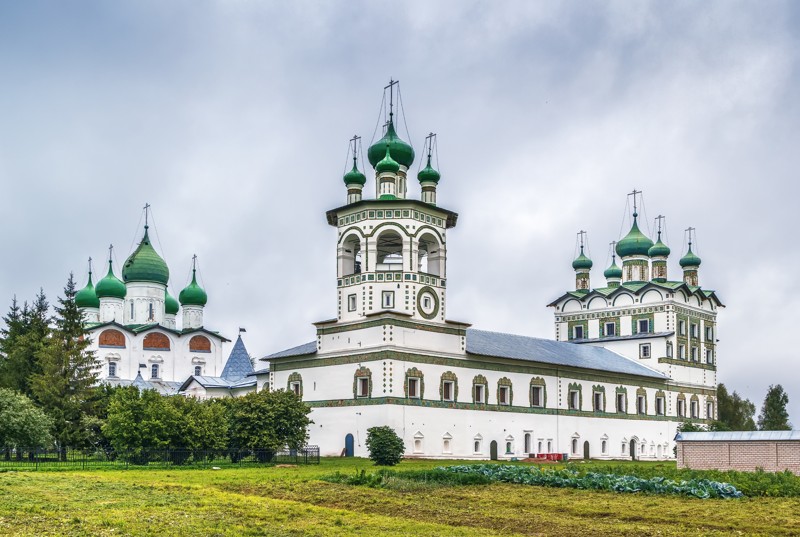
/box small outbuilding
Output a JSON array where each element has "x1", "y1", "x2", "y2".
[{"x1": 675, "y1": 431, "x2": 800, "y2": 475}]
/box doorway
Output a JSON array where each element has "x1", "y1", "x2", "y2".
[
  {"x1": 345, "y1": 434, "x2": 354, "y2": 457},
  {"x1": 524, "y1": 433, "x2": 531, "y2": 455},
  {"x1": 490, "y1": 440, "x2": 498, "y2": 460},
  {"x1": 583, "y1": 441, "x2": 590, "y2": 460},
  {"x1": 629, "y1": 439, "x2": 637, "y2": 461}
]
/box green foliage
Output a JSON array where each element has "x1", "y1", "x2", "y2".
[
  {"x1": 365, "y1": 425, "x2": 404, "y2": 466},
  {"x1": 30, "y1": 275, "x2": 98, "y2": 454},
  {"x1": 758, "y1": 384, "x2": 792, "y2": 431},
  {"x1": 0, "y1": 388, "x2": 52, "y2": 448},
  {"x1": 0, "y1": 292, "x2": 50, "y2": 398},
  {"x1": 226, "y1": 389, "x2": 312, "y2": 452},
  {"x1": 676, "y1": 420, "x2": 705, "y2": 433},
  {"x1": 714, "y1": 383, "x2": 756, "y2": 431}
]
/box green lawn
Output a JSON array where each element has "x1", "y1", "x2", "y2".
[{"x1": 0, "y1": 458, "x2": 798, "y2": 536}]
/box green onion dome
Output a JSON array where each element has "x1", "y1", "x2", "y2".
[
  {"x1": 165, "y1": 290, "x2": 179, "y2": 315},
  {"x1": 648, "y1": 231, "x2": 671, "y2": 257},
  {"x1": 375, "y1": 146, "x2": 400, "y2": 174},
  {"x1": 75, "y1": 271, "x2": 100, "y2": 309},
  {"x1": 179, "y1": 269, "x2": 208, "y2": 307},
  {"x1": 96, "y1": 260, "x2": 127, "y2": 299},
  {"x1": 343, "y1": 160, "x2": 366, "y2": 186},
  {"x1": 367, "y1": 119, "x2": 415, "y2": 169},
  {"x1": 616, "y1": 213, "x2": 654, "y2": 257},
  {"x1": 604, "y1": 260, "x2": 623, "y2": 279},
  {"x1": 122, "y1": 226, "x2": 169, "y2": 285},
  {"x1": 679, "y1": 244, "x2": 702, "y2": 267},
  {"x1": 571, "y1": 247, "x2": 593, "y2": 270},
  {"x1": 417, "y1": 155, "x2": 441, "y2": 183}
]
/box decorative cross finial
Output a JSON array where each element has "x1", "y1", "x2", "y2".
[
  {"x1": 577, "y1": 230, "x2": 587, "y2": 251},
  {"x1": 628, "y1": 189, "x2": 642, "y2": 215},
  {"x1": 655, "y1": 215, "x2": 666, "y2": 237},
  {"x1": 349, "y1": 134, "x2": 360, "y2": 164},
  {"x1": 192, "y1": 254, "x2": 197, "y2": 271},
  {"x1": 385, "y1": 78, "x2": 399, "y2": 119},
  {"x1": 88, "y1": 257, "x2": 93, "y2": 275},
  {"x1": 425, "y1": 132, "x2": 436, "y2": 159},
  {"x1": 610, "y1": 241, "x2": 617, "y2": 261},
  {"x1": 144, "y1": 203, "x2": 151, "y2": 227},
  {"x1": 686, "y1": 226, "x2": 696, "y2": 246},
  {"x1": 108, "y1": 244, "x2": 114, "y2": 262}
]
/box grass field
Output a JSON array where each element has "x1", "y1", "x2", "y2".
[{"x1": 1, "y1": 458, "x2": 798, "y2": 536}]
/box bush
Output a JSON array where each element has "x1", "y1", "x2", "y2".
[
  {"x1": 226, "y1": 389, "x2": 312, "y2": 452},
  {"x1": 0, "y1": 388, "x2": 53, "y2": 449},
  {"x1": 365, "y1": 426, "x2": 404, "y2": 466}
]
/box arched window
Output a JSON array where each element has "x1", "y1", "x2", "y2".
[
  {"x1": 340, "y1": 234, "x2": 363, "y2": 276},
  {"x1": 376, "y1": 230, "x2": 404, "y2": 271},
  {"x1": 108, "y1": 362, "x2": 117, "y2": 377},
  {"x1": 194, "y1": 365, "x2": 202, "y2": 376},
  {"x1": 189, "y1": 335, "x2": 211, "y2": 352},
  {"x1": 413, "y1": 432, "x2": 424, "y2": 454},
  {"x1": 405, "y1": 367, "x2": 424, "y2": 399},
  {"x1": 440, "y1": 371, "x2": 458, "y2": 402},
  {"x1": 353, "y1": 367, "x2": 372, "y2": 398},
  {"x1": 287, "y1": 372, "x2": 303, "y2": 398},
  {"x1": 148, "y1": 302, "x2": 154, "y2": 321},
  {"x1": 497, "y1": 377, "x2": 512, "y2": 406},
  {"x1": 571, "y1": 438, "x2": 578, "y2": 454},
  {"x1": 417, "y1": 232, "x2": 443, "y2": 276},
  {"x1": 99, "y1": 329, "x2": 126, "y2": 348},
  {"x1": 151, "y1": 364, "x2": 159, "y2": 379},
  {"x1": 143, "y1": 332, "x2": 170, "y2": 351}
]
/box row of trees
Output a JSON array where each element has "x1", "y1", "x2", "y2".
[
  {"x1": 712, "y1": 383, "x2": 792, "y2": 431},
  {"x1": 0, "y1": 276, "x2": 312, "y2": 458}
]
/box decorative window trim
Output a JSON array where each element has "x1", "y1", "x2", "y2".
[
  {"x1": 567, "y1": 382, "x2": 582, "y2": 411},
  {"x1": 615, "y1": 386, "x2": 628, "y2": 413},
  {"x1": 529, "y1": 377, "x2": 547, "y2": 408},
  {"x1": 676, "y1": 393, "x2": 687, "y2": 418},
  {"x1": 405, "y1": 367, "x2": 424, "y2": 399},
  {"x1": 636, "y1": 387, "x2": 648, "y2": 415},
  {"x1": 592, "y1": 385, "x2": 606, "y2": 412},
  {"x1": 439, "y1": 371, "x2": 458, "y2": 402},
  {"x1": 191, "y1": 357, "x2": 207, "y2": 365},
  {"x1": 655, "y1": 390, "x2": 666, "y2": 416},
  {"x1": 288, "y1": 372, "x2": 303, "y2": 398},
  {"x1": 353, "y1": 366, "x2": 373, "y2": 399},
  {"x1": 497, "y1": 377, "x2": 513, "y2": 406},
  {"x1": 472, "y1": 374, "x2": 488, "y2": 404},
  {"x1": 690, "y1": 395, "x2": 700, "y2": 419},
  {"x1": 639, "y1": 343, "x2": 651, "y2": 359}
]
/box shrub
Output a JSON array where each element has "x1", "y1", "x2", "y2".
[
  {"x1": 0, "y1": 388, "x2": 53, "y2": 449},
  {"x1": 365, "y1": 426, "x2": 404, "y2": 466},
  {"x1": 226, "y1": 389, "x2": 312, "y2": 452}
]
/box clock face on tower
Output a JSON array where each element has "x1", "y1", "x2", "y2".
[{"x1": 417, "y1": 286, "x2": 440, "y2": 320}]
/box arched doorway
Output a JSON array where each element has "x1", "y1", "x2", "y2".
[
  {"x1": 583, "y1": 441, "x2": 590, "y2": 460},
  {"x1": 490, "y1": 440, "x2": 498, "y2": 460},
  {"x1": 629, "y1": 439, "x2": 637, "y2": 461},
  {"x1": 345, "y1": 434, "x2": 354, "y2": 457},
  {"x1": 524, "y1": 433, "x2": 531, "y2": 455}
]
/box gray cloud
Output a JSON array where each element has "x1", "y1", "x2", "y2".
[{"x1": 1, "y1": 0, "x2": 798, "y2": 421}]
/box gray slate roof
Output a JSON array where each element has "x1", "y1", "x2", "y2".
[
  {"x1": 221, "y1": 335, "x2": 255, "y2": 381},
  {"x1": 264, "y1": 328, "x2": 666, "y2": 380},
  {"x1": 572, "y1": 331, "x2": 674, "y2": 344},
  {"x1": 676, "y1": 431, "x2": 800, "y2": 442},
  {"x1": 108, "y1": 372, "x2": 182, "y2": 395}
]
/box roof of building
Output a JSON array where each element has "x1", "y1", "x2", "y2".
[
  {"x1": 106, "y1": 372, "x2": 182, "y2": 395},
  {"x1": 367, "y1": 119, "x2": 414, "y2": 168},
  {"x1": 547, "y1": 280, "x2": 724, "y2": 308},
  {"x1": 84, "y1": 321, "x2": 230, "y2": 342},
  {"x1": 122, "y1": 226, "x2": 170, "y2": 285},
  {"x1": 676, "y1": 431, "x2": 800, "y2": 442},
  {"x1": 220, "y1": 335, "x2": 254, "y2": 381},
  {"x1": 179, "y1": 268, "x2": 208, "y2": 306},
  {"x1": 263, "y1": 328, "x2": 667, "y2": 380},
  {"x1": 179, "y1": 375, "x2": 256, "y2": 390}
]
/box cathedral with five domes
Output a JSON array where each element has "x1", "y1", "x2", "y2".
[
  {"x1": 75, "y1": 216, "x2": 255, "y2": 395},
  {"x1": 256, "y1": 82, "x2": 723, "y2": 461}
]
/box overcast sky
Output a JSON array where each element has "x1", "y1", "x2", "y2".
[{"x1": 1, "y1": 1, "x2": 798, "y2": 422}]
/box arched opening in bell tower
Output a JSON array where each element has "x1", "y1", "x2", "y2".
[
  {"x1": 340, "y1": 234, "x2": 363, "y2": 276},
  {"x1": 417, "y1": 232, "x2": 443, "y2": 276},
  {"x1": 376, "y1": 230, "x2": 404, "y2": 271}
]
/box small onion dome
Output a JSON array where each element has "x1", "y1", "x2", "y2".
[
  {"x1": 616, "y1": 213, "x2": 654, "y2": 257},
  {"x1": 679, "y1": 245, "x2": 702, "y2": 267},
  {"x1": 367, "y1": 120, "x2": 415, "y2": 168},
  {"x1": 417, "y1": 155, "x2": 441, "y2": 183},
  {"x1": 123, "y1": 226, "x2": 169, "y2": 285},
  {"x1": 604, "y1": 260, "x2": 623, "y2": 279},
  {"x1": 165, "y1": 290, "x2": 179, "y2": 315},
  {"x1": 96, "y1": 260, "x2": 127, "y2": 299},
  {"x1": 75, "y1": 272, "x2": 100, "y2": 309},
  {"x1": 343, "y1": 161, "x2": 366, "y2": 186},
  {"x1": 179, "y1": 270, "x2": 208, "y2": 307},
  {"x1": 571, "y1": 247, "x2": 593, "y2": 270},
  {"x1": 375, "y1": 146, "x2": 400, "y2": 174},
  {"x1": 648, "y1": 237, "x2": 671, "y2": 257}
]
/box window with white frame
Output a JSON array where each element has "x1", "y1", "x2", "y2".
[
  {"x1": 407, "y1": 377, "x2": 420, "y2": 398},
  {"x1": 505, "y1": 441, "x2": 513, "y2": 454},
  {"x1": 601, "y1": 440, "x2": 607, "y2": 455},
  {"x1": 382, "y1": 291, "x2": 395, "y2": 309},
  {"x1": 108, "y1": 362, "x2": 117, "y2": 377},
  {"x1": 573, "y1": 325, "x2": 584, "y2": 339},
  {"x1": 706, "y1": 349, "x2": 713, "y2": 364},
  {"x1": 705, "y1": 326, "x2": 713, "y2": 341},
  {"x1": 442, "y1": 434, "x2": 452, "y2": 454},
  {"x1": 690, "y1": 400, "x2": 699, "y2": 418},
  {"x1": 473, "y1": 436, "x2": 482, "y2": 454},
  {"x1": 691, "y1": 347, "x2": 698, "y2": 361},
  {"x1": 474, "y1": 383, "x2": 485, "y2": 404},
  {"x1": 568, "y1": 390, "x2": 580, "y2": 410},
  {"x1": 151, "y1": 364, "x2": 159, "y2": 379},
  {"x1": 656, "y1": 396, "x2": 665, "y2": 416},
  {"x1": 547, "y1": 440, "x2": 552, "y2": 452},
  {"x1": 621, "y1": 441, "x2": 627, "y2": 455},
  {"x1": 571, "y1": 438, "x2": 578, "y2": 454},
  {"x1": 194, "y1": 365, "x2": 202, "y2": 376},
  {"x1": 638, "y1": 319, "x2": 650, "y2": 333},
  {"x1": 347, "y1": 294, "x2": 357, "y2": 312},
  {"x1": 593, "y1": 391, "x2": 604, "y2": 412},
  {"x1": 707, "y1": 401, "x2": 714, "y2": 419},
  {"x1": 617, "y1": 393, "x2": 626, "y2": 413},
  {"x1": 531, "y1": 386, "x2": 543, "y2": 407},
  {"x1": 289, "y1": 381, "x2": 301, "y2": 396},
  {"x1": 537, "y1": 440, "x2": 543, "y2": 453},
  {"x1": 637, "y1": 394, "x2": 646, "y2": 414},
  {"x1": 679, "y1": 344, "x2": 686, "y2": 359},
  {"x1": 666, "y1": 342, "x2": 673, "y2": 358},
  {"x1": 498, "y1": 385, "x2": 510, "y2": 405},
  {"x1": 413, "y1": 434, "x2": 423, "y2": 453},
  {"x1": 442, "y1": 380, "x2": 454, "y2": 401},
  {"x1": 604, "y1": 322, "x2": 616, "y2": 336},
  {"x1": 357, "y1": 377, "x2": 370, "y2": 398},
  {"x1": 679, "y1": 320, "x2": 686, "y2": 336},
  {"x1": 691, "y1": 323, "x2": 698, "y2": 338},
  {"x1": 677, "y1": 399, "x2": 686, "y2": 418},
  {"x1": 423, "y1": 295, "x2": 432, "y2": 309},
  {"x1": 639, "y1": 343, "x2": 651, "y2": 359}
]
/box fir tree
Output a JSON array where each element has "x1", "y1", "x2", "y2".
[
  {"x1": 31, "y1": 274, "x2": 98, "y2": 457},
  {"x1": 0, "y1": 291, "x2": 50, "y2": 397},
  {"x1": 757, "y1": 384, "x2": 792, "y2": 431}
]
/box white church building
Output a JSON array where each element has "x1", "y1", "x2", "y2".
[{"x1": 257, "y1": 85, "x2": 722, "y2": 461}]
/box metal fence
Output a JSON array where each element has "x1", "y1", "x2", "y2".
[{"x1": 0, "y1": 446, "x2": 320, "y2": 470}]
